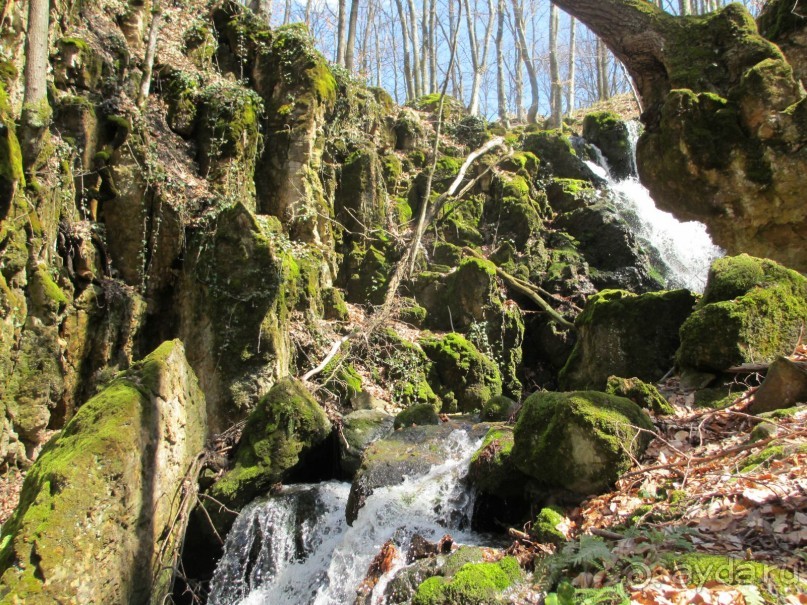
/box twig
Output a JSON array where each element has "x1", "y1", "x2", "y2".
[{"x1": 302, "y1": 333, "x2": 353, "y2": 382}]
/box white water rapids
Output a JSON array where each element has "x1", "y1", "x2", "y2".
[
  {"x1": 208, "y1": 430, "x2": 486, "y2": 605},
  {"x1": 585, "y1": 121, "x2": 723, "y2": 292}
]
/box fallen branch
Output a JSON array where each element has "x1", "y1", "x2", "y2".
[
  {"x1": 301, "y1": 332, "x2": 354, "y2": 382},
  {"x1": 462, "y1": 247, "x2": 576, "y2": 330}
]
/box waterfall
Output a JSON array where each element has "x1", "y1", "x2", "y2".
[
  {"x1": 586, "y1": 121, "x2": 723, "y2": 293},
  {"x1": 209, "y1": 429, "x2": 486, "y2": 605}
]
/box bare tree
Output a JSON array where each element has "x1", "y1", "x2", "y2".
[
  {"x1": 336, "y1": 0, "x2": 347, "y2": 65},
  {"x1": 137, "y1": 1, "x2": 163, "y2": 109},
  {"x1": 345, "y1": 0, "x2": 361, "y2": 71},
  {"x1": 566, "y1": 15, "x2": 576, "y2": 115},
  {"x1": 463, "y1": 0, "x2": 495, "y2": 115},
  {"x1": 394, "y1": 0, "x2": 415, "y2": 99},
  {"x1": 21, "y1": 0, "x2": 51, "y2": 165},
  {"x1": 495, "y1": 0, "x2": 508, "y2": 125},
  {"x1": 406, "y1": 0, "x2": 422, "y2": 96},
  {"x1": 548, "y1": 2, "x2": 562, "y2": 126}
]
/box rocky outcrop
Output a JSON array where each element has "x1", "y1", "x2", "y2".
[
  {"x1": 677, "y1": 254, "x2": 807, "y2": 373},
  {"x1": 512, "y1": 391, "x2": 653, "y2": 494},
  {"x1": 582, "y1": 111, "x2": 635, "y2": 179},
  {"x1": 0, "y1": 340, "x2": 206, "y2": 604},
  {"x1": 559, "y1": 288, "x2": 697, "y2": 390},
  {"x1": 340, "y1": 409, "x2": 394, "y2": 477}
]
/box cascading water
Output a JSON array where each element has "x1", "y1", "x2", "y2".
[
  {"x1": 585, "y1": 121, "x2": 723, "y2": 292},
  {"x1": 208, "y1": 429, "x2": 486, "y2": 605}
]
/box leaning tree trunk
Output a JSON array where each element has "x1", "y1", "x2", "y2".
[{"x1": 548, "y1": 0, "x2": 807, "y2": 271}]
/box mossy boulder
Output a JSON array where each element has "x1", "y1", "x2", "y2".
[
  {"x1": 395, "y1": 108, "x2": 427, "y2": 151},
  {"x1": 412, "y1": 556, "x2": 523, "y2": 605},
  {"x1": 484, "y1": 173, "x2": 546, "y2": 249},
  {"x1": 606, "y1": 376, "x2": 674, "y2": 415},
  {"x1": 512, "y1": 391, "x2": 654, "y2": 494},
  {"x1": 480, "y1": 395, "x2": 518, "y2": 421},
  {"x1": 394, "y1": 403, "x2": 440, "y2": 429},
  {"x1": 582, "y1": 111, "x2": 634, "y2": 179},
  {"x1": 0, "y1": 340, "x2": 207, "y2": 604},
  {"x1": 421, "y1": 333, "x2": 503, "y2": 413},
  {"x1": 340, "y1": 409, "x2": 394, "y2": 477},
  {"x1": 522, "y1": 130, "x2": 602, "y2": 182},
  {"x1": 677, "y1": 255, "x2": 807, "y2": 372},
  {"x1": 559, "y1": 289, "x2": 697, "y2": 390},
  {"x1": 369, "y1": 329, "x2": 442, "y2": 410},
  {"x1": 322, "y1": 286, "x2": 349, "y2": 321},
  {"x1": 468, "y1": 425, "x2": 526, "y2": 497},
  {"x1": 545, "y1": 178, "x2": 598, "y2": 214},
  {"x1": 444, "y1": 258, "x2": 499, "y2": 330},
  {"x1": 206, "y1": 377, "x2": 331, "y2": 520},
  {"x1": 532, "y1": 507, "x2": 567, "y2": 545},
  {"x1": 336, "y1": 144, "x2": 388, "y2": 240},
  {"x1": 344, "y1": 238, "x2": 398, "y2": 306}
]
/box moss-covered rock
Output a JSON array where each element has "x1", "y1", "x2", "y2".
[
  {"x1": 421, "y1": 333, "x2": 503, "y2": 413},
  {"x1": 523, "y1": 130, "x2": 602, "y2": 182},
  {"x1": 468, "y1": 425, "x2": 526, "y2": 497},
  {"x1": 545, "y1": 178, "x2": 597, "y2": 214},
  {"x1": 341, "y1": 409, "x2": 394, "y2": 477},
  {"x1": 393, "y1": 403, "x2": 439, "y2": 429},
  {"x1": 0, "y1": 340, "x2": 206, "y2": 604},
  {"x1": 512, "y1": 391, "x2": 654, "y2": 494},
  {"x1": 322, "y1": 286, "x2": 349, "y2": 321},
  {"x1": 206, "y1": 377, "x2": 330, "y2": 523},
  {"x1": 369, "y1": 329, "x2": 442, "y2": 411},
  {"x1": 480, "y1": 395, "x2": 518, "y2": 421},
  {"x1": 582, "y1": 111, "x2": 634, "y2": 179},
  {"x1": 412, "y1": 556, "x2": 523, "y2": 605},
  {"x1": 560, "y1": 289, "x2": 697, "y2": 390},
  {"x1": 161, "y1": 69, "x2": 202, "y2": 137},
  {"x1": 605, "y1": 376, "x2": 674, "y2": 415},
  {"x1": 532, "y1": 507, "x2": 567, "y2": 545},
  {"x1": 677, "y1": 255, "x2": 807, "y2": 372}
]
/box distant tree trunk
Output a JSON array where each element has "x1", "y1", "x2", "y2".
[
  {"x1": 336, "y1": 0, "x2": 347, "y2": 65},
  {"x1": 394, "y1": 0, "x2": 415, "y2": 100},
  {"x1": 566, "y1": 15, "x2": 576, "y2": 115},
  {"x1": 679, "y1": 0, "x2": 691, "y2": 15},
  {"x1": 137, "y1": 2, "x2": 163, "y2": 109},
  {"x1": 362, "y1": 0, "x2": 376, "y2": 79},
  {"x1": 305, "y1": 0, "x2": 312, "y2": 25},
  {"x1": 421, "y1": 0, "x2": 429, "y2": 92},
  {"x1": 510, "y1": 0, "x2": 539, "y2": 122},
  {"x1": 597, "y1": 37, "x2": 610, "y2": 100},
  {"x1": 345, "y1": 0, "x2": 360, "y2": 71},
  {"x1": 21, "y1": 0, "x2": 51, "y2": 167},
  {"x1": 406, "y1": 0, "x2": 422, "y2": 96},
  {"x1": 495, "y1": 0, "x2": 508, "y2": 126},
  {"x1": 548, "y1": 3, "x2": 562, "y2": 127},
  {"x1": 429, "y1": 0, "x2": 437, "y2": 91},
  {"x1": 249, "y1": 0, "x2": 273, "y2": 21},
  {"x1": 283, "y1": 0, "x2": 291, "y2": 24}
]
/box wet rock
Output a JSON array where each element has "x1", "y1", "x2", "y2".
[
  {"x1": 512, "y1": 390, "x2": 654, "y2": 494},
  {"x1": 394, "y1": 403, "x2": 440, "y2": 429},
  {"x1": 0, "y1": 340, "x2": 206, "y2": 604},
  {"x1": 345, "y1": 421, "x2": 488, "y2": 525},
  {"x1": 559, "y1": 288, "x2": 697, "y2": 390},
  {"x1": 468, "y1": 425, "x2": 527, "y2": 497},
  {"x1": 341, "y1": 409, "x2": 394, "y2": 477},
  {"x1": 583, "y1": 111, "x2": 635, "y2": 180}
]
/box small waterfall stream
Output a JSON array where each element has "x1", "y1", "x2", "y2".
[
  {"x1": 209, "y1": 429, "x2": 486, "y2": 605},
  {"x1": 585, "y1": 121, "x2": 723, "y2": 292}
]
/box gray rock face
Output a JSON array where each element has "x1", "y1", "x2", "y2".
[{"x1": 340, "y1": 409, "x2": 395, "y2": 477}]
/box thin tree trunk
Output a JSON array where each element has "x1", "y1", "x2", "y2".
[
  {"x1": 345, "y1": 0, "x2": 361, "y2": 71},
  {"x1": 495, "y1": 0, "x2": 508, "y2": 126},
  {"x1": 137, "y1": 2, "x2": 163, "y2": 109},
  {"x1": 509, "y1": 0, "x2": 539, "y2": 123},
  {"x1": 429, "y1": 0, "x2": 437, "y2": 91},
  {"x1": 283, "y1": 0, "x2": 291, "y2": 23},
  {"x1": 336, "y1": 0, "x2": 347, "y2": 65},
  {"x1": 406, "y1": 0, "x2": 422, "y2": 97},
  {"x1": 394, "y1": 0, "x2": 415, "y2": 100},
  {"x1": 21, "y1": 0, "x2": 51, "y2": 166},
  {"x1": 548, "y1": 3, "x2": 562, "y2": 127},
  {"x1": 463, "y1": 0, "x2": 481, "y2": 114},
  {"x1": 421, "y1": 0, "x2": 429, "y2": 93},
  {"x1": 679, "y1": 0, "x2": 691, "y2": 15},
  {"x1": 362, "y1": 0, "x2": 376, "y2": 79},
  {"x1": 305, "y1": 0, "x2": 312, "y2": 25},
  {"x1": 566, "y1": 15, "x2": 576, "y2": 115},
  {"x1": 375, "y1": 20, "x2": 382, "y2": 87},
  {"x1": 597, "y1": 37, "x2": 609, "y2": 100}
]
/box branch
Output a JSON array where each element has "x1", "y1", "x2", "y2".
[{"x1": 301, "y1": 333, "x2": 353, "y2": 382}]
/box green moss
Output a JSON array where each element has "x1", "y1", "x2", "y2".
[
  {"x1": 741, "y1": 445, "x2": 785, "y2": 473},
  {"x1": 209, "y1": 377, "x2": 331, "y2": 509},
  {"x1": 323, "y1": 287, "x2": 349, "y2": 321},
  {"x1": 371, "y1": 329, "x2": 442, "y2": 410},
  {"x1": 400, "y1": 302, "x2": 427, "y2": 326},
  {"x1": 394, "y1": 403, "x2": 439, "y2": 429},
  {"x1": 414, "y1": 557, "x2": 522, "y2": 605},
  {"x1": 512, "y1": 391, "x2": 654, "y2": 494},
  {"x1": 533, "y1": 507, "x2": 567, "y2": 544},
  {"x1": 605, "y1": 376, "x2": 673, "y2": 415},
  {"x1": 678, "y1": 255, "x2": 807, "y2": 372},
  {"x1": 421, "y1": 333, "x2": 502, "y2": 413},
  {"x1": 468, "y1": 426, "x2": 525, "y2": 494},
  {"x1": 480, "y1": 395, "x2": 518, "y2": 421},
  {"x1": 34, "y1": 265, "x2": 68, "y2": 306}
]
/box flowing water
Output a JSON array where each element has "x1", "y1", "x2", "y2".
[
  {"x1": 585, "y1": 121, "x2": 723, "y2": 292},
  {"x1": 208, "y1": 429, "x2": 486, "y2": 605}
]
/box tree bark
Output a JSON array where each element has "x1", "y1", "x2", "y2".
[
  {"x1": 336, "y1": 0, "x2": 347, "y2": 66},
  {"x1": 21, "y1": 0, "x2": 51, "y2": 166},
  {"x1": 509, "y1": 0, "x2": 539, "y2": 123},
  {"x1": 345, "y1": 0, "x2": 360, "y2": 71},
  {"x1": 137, "y1": 2, "x2": 163, "y2": 109},
  {"x1": 406, "y1": 0, "x2": 422, "y2": 97},
  {"x1": 394, "y1": 0, "x2": 415, "y2": 100},
  {"x1": 548, "y1": 3, "x2": 562, "y2": 127},
  {"x1": 566, "y1": 15, "x2": 576, "y2": 115},
  {"x1": 495, "y1": 0, "x2": 508, "y2": 126}
]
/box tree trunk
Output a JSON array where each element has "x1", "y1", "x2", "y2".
[
  {"x1": 495, "y1": 0, "x2": 508, "y2": 126},
  {"x1": 548, "y1": 3, "x2": 562, "y2": 127},
  {"x1": 463, "y1": 0, "x2": 481, "y2": 114},
  {"x1": 509, "y1": 0, "x2": 539, "y2": 123},
  {"x1": 566, "y1": 15, "x2": 576, "y2": 115},
  {"x1": 679, "y1": 0, "x2": 690, "y2": 15},
  {"x1": 597, "y1": 37, "x2": 609, "y2": 100},
  {"x1": 283, "y1": 0, "x2": 291, "y2": 23},
  {"x1": 336, "y1": 0, "x2": 347, "y2": 65},
  {"x1": 21, "y1": 0, "x2": 51, "y2": 167},
  {"x1": 344, "y1": 0, "x2": 360, "y2": 71},
  {"x1": 394, "y1": 0, "x2": 415, "y2": 100},
  {"x1": 137, "y1": 2, "x2": 163, "y2": 109},
  {"x1": 406, "y1": 0, "x2": 422, "y2": 97},
  {"x1": 429, "y1": 0, "x2": 437, "y2": 91}
]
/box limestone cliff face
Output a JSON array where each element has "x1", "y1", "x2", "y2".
[{"x1": 0, "y1": 340, "x2": 207, "y2": 604}]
